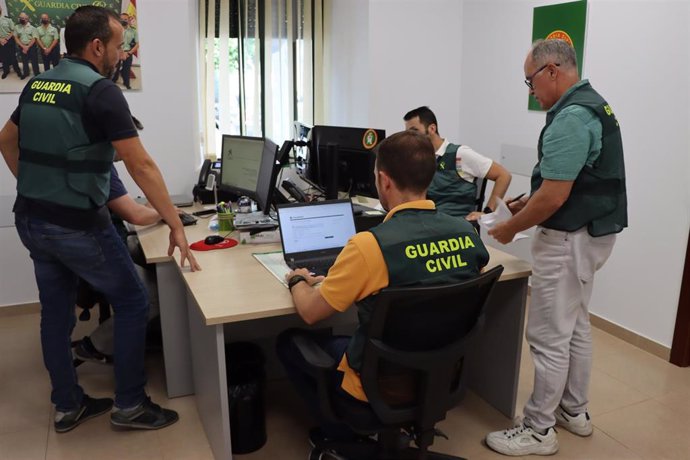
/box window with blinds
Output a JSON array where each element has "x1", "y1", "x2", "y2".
[{"x1": 199, "y1": 0, "x2": 323, "y2": 158}]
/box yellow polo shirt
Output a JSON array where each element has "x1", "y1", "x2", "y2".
[{"x1": 319, "y1": 199, "x2": 436, "y2": 402}]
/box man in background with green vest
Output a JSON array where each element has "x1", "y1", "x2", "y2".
[
  {"x1": 36, "y1": 13, "x2": 60, "y2": 71},
  {"x1": 14, "y1": 12, "x2": 40, "y2": 79},
  {"x1": 112, "y1": 13, "x2": 138, "y2": 89},
  {"x1": 485, "y1": 39, "x2": 627, "y2": 456},
  {"x1": 0, "y1": 5, "x2": 22, "y2": 79},
  {"x1": 403, "y1": 106, "x2": 512, "y2": 221},
  {"x1": 276, "y1": 130, "x2": 490, "y2": 445},
  {"x1": 0, "y1": 6, "x2": 200, "y2": 433}
]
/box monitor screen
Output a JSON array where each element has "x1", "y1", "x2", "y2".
[
  {"x1": 219, "y1": 135, "x2": 264, "y2": 196},
  {"x1": 254, "y1": 138, "x2": 279, "y2": 214},
  {"x1": 220, "y1": 135, "x2": 280, "y2": 214},
  {"x1": 305, "y1": 125, "x2": 385, "y2": 199}
]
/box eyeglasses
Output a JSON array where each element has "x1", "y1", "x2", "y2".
[{"x1": 524, "y1": 63, "x2": 560, "y2": 89}]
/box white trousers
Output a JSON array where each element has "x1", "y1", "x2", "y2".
[{"x1": 523, "y1": 226, "x2": 616, "y2": 431}]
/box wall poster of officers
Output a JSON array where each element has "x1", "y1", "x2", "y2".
[{"x1": 0, "y1": 0, "x2": 142, "y2": 92}]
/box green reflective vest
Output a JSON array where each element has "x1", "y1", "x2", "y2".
[
  {"x1": 17, "y1": 58, "x2": 114, "y2": 209},
  {"x1": 427, "y1": 144, "x2": 478, "y2": 218},
  {"x1": 531, "y1": 82, "x2": 627, "y2": 236},
  {"x1": 345, "y1": 208, "x2": 489, "y2": 371}
]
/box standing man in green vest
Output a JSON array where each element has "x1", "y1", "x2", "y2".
[
  {"x1": 112, "y1": 13, "x2": 138, "y2": 89},
  {"x1": 14, "y1": 12, "x2": 40, "y2": 79},
  {"x1": 0, "y1": 6, "x2": 200, "y2": 433},
  {"x1": 403, "y1": 106, "x2": 512, "y2": 221},
  {"x1": 36, "y1": 13, "x2": 60, "y2": 71},
  {"x1": 0, "y1": 5, "x2": 22, "y2": 79},
  {"x1": 276, "y1": 130, "x2": 490, "y2": 445},
  {"x1": 485, "y1": 39, "x2": 627, "y2": 456}
]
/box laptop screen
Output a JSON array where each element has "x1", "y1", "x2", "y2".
[{"x1": 278, "y1": 200, "x2": 357, "y2": 256}]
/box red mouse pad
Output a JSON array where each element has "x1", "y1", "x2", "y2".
[{"x1": 190, "y1": 238, "x2": 239, "y2": 251}]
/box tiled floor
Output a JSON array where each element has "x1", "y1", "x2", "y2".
[{"x1": 0, "y1": 310, "x2": 689, "y2": 459}]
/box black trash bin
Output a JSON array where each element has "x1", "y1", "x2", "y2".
[{"x1": 225, "y1": 341, "x2": 267, "y2": 454}]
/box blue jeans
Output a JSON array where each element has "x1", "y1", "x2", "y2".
[{"x1": 15, "y1": 213, "x2": 149, "y2": 412}]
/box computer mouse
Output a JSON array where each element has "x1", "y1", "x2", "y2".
[{"x1": 204, "y1": 235, "x2": 225, "y2": 245}]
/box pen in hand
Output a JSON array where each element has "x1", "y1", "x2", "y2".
[{"x1": 506, "y1": 193, "x2": 526, "y2": 205}]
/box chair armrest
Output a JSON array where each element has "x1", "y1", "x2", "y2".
[
  {"x1": 290, "y1": 333, "x2": 341, "y2": 422},
  {"x1": 292, "y1": 334, "x2": 337, "y2": 370}
]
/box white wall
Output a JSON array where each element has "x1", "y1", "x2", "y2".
[
  {"x1": 324, "y1": 0, "x2": 370, "y2": 126},
  {"x1": 325, "y1": 0, "x2": 464, "y2": 136},
  {"x1": 0, "y1": 0, "x2": 200, "y2": 307},
  {"x1": 367, "y1": 0, "x2": 464, "y2": 136}
]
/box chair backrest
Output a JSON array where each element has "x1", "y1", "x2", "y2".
[
  {"x1": 475, "y1": 176, "x2": 488, "y2": 212},
  {"x1": 358, "y1": 265, "x2": 504, "y2": 431}
]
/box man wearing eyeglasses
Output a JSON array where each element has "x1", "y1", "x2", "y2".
[{"x1": 485, "y1": 39, "x2": 627, "y2": 456}]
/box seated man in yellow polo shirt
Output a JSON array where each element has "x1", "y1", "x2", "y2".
[{"x1": 276, "y1": 130, "x2": 490, "y2": 446}]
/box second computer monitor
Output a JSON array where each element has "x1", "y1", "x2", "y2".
[
  {"x1": 307, "y1": 125, "x2": 385, "y2": 199},
  {"x1": 220, "y1": 135, "x2": 279, "y2": 214}
]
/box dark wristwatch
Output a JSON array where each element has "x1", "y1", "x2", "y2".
[
  {"x1": 483, "y1": 206, "x2": 493, "y2": 214},
  {"x1": 288, "y1": 274, "x2": 307, "y2": 292}
]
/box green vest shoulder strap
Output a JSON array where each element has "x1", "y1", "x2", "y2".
[
  {"x1": 426, "y1": 143, "x2": 478, "y2": 218},
  {"x1": 531, "y1": 82, "x2": 627, "y2": 236},
  {"x1": 344, "y1": 208, "x2": 489, "y2": 371},
  {"x1": 17, "y1": 59, "x2": 114, "y2": 210}
]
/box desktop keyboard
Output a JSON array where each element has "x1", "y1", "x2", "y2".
[
  {"x1": 234, "y1": 212, "x2": 277, "y2": 229},
  {"x1": 179, "y1": 213, "x2": 198, "y2": 226}
]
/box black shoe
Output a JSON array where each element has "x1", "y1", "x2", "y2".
[
  {"x1": 19, "y1": 73, "x2": 26, "y2": 80},
  {"x1": 54, "y1": 395, "x2": 114, "y2": 433},
  {"x1": 308, "y1": 427, "x2": 372, "y2": 447},
  {"x1": 1, "y1": 73, "x2": 8, "y2": 79},
  {"x1": 110, "y1": 397, "x2": 179, "y2": 430},
  {"x1": 73, "y1": 336, "x2": 113, "y2": 364}
]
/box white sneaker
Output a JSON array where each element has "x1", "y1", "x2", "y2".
[
  {"x1": 485, "y1": 422, "x2": 558, "y2": 456},
  {"x1": 555, "y1": 406, "x2": 593, "y2": 437}
]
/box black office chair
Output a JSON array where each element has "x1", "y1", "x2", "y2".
[
  {"x1": 474, "y1": 177, "x2": 488, "y2": 213},
  {"x1": 291, "y1": 265, "x2": 504, "y2": 460},
  {"x1": 469, "y1": 177, "x2": 488, "y2": 232}
]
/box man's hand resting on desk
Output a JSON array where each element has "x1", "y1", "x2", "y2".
[
  {"x1": 169, "y1": 227, "x2": 202, "y2": 271},
  {"x1": 285, "y1": 268, "x2": 335, "y2": 326},
  {"x1": 285, "y1": 268, "x2": 325, "y2": 287}
]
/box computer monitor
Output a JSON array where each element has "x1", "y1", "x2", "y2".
[
  {"x1": 254, "y1": 138, "x2": 280, "y2": 215},
  {"x1": 220, "y1": 135, "x2": 279, "y2": 214},
  {"x1": 306, "y1": 125, "x2": 386, "y2": 199}
]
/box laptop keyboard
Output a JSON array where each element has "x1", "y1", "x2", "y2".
[{"x1": 288, "y1": 258, "x2": 335, "y2": 276}]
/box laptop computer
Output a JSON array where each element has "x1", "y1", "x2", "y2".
[{"x1": 277, "y1": 199, "x2": 357, "y2": 276}]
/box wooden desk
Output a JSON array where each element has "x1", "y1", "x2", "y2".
[{"x1": 137, "y1": 209, "x2": 531, "y2": 460}]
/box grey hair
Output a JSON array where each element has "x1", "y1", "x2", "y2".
[{"x1": 531, "y1": 39, "x2": 578, "y2": 71}]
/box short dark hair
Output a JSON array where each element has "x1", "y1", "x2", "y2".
[
  {"x1": 403, "y1": 106, "x2": 439, "y2": 134},
  {"x1": 376, "y1": 131, "x2": 436, "y2": 194},
  {"x1": 65, "y1": 6, "x2": 119, "y2": 56}
]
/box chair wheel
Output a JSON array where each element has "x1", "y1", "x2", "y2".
[{"x1": 308, "y1": 448, "x2": 344, "y2": 460}]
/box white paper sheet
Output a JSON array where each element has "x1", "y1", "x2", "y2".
[
  {"x1": 479, "y1": 198, "x2": 530, "y2": 243},
  {"x1": 253, "y1": 251, "x2": 291, "y2": 287}
]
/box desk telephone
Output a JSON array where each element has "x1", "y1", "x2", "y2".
[
  {"x1": 281, "y1": 179, "x2": 308, "y2": 202},
  {"x1": 193, "y1": 159, "x2": 233, "y2": 204},
  {"x1": 198, "y1": 159, "x2": 221, "y2": 188}
]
